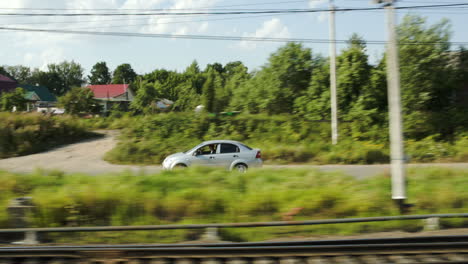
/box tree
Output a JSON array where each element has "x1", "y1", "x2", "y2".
[
  {"x1": 29, "y1": 69, "x2": 62, "y2": 94},
  {"x1": 224, "y1": 62, "x2": 250, "y2": 111},
  {"x1": 294, "y1": 57, "x2": 330, "y2": 120},
  {"x1": 0, "y1": 88, "x2": 27, "y2": 112},
  {"x1": 112, "y1": 63, "x2": 137, "y2": 84},
  {"x1": 397, "y1": 15, "x2": 455, "y2": 138},
  {"x1": 2, "y1": 66, "x2": 32, "y2": 83},
  {"x1": 58, "y1": 87, "x2": 99, "y2": 115},
  {"x1": 336, "y1": 34, "x2": 371, "y2": 116},
  {"x1": 241, "y1": 43, "x2": 313, "y2": 114},
  {"x1": 88, "y1": 62, "x2": 111, "y2": 85},
  {"x1": 30, "y1": 61, "x2": 85, "y2": 96},
  {"x1": 130, "y1": 80, "x2": 161, "y2": 114},
  {"x1": 202, "y1": 69, "x2": 217, "y2": 113}
]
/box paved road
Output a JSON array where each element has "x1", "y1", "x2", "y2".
[{"x1": 0, "y1": 131, "x2": 467, "y2": 177}]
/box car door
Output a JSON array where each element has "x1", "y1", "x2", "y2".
[
  {"x1": 213, "y1": 143, "x2": 240, "y2": 168},
  {"x1": 190, "y1": 144, "x2": 218, "y2": 167}
]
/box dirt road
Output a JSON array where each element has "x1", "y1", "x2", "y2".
[
  {"x1": 0, "y1": 131, "x2": 161, "y2": 175},
  {"x1": 0, "y1": 132, "x2": 467, "y2": 177}
]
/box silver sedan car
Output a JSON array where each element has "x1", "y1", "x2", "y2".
[{"x1": 162, "y1": 140, "x2": 262, "y2": 172}]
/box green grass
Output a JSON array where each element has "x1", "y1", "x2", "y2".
[{"x1": 0, "y1": 167, "x2": 467, "y2": 243}]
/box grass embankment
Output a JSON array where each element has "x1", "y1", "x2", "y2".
[
  {"x1": 99, "y1": 113, "x2": 468, "y2": 165},
  {"x1": 0, "y1": 167, "x2": 467, "y2": 243},
  {"x1": 0, "y1": 113, "x2": 98, "y2": 159}
]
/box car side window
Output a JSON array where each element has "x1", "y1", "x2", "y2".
[
  {"x1": 220, "y1": 143, "x2": 240, "y2": 154},
  {"x1": 196, "y1": 144, "x2": 218, "y2": 155}
]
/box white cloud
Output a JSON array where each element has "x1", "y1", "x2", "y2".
[
  {"x1": 141, "y1": 0, "x2": 217, "y2": 35},
  {"x1": 318, "y1": 12, "x2": 328, "y2": 23},
  {"x1": 238, "y1": 18, "x2": 290, "y2": 50},
  {"x1": 197, "y1": 22, "x2": 209, "y2": 33},
  {"x1": 308, "y1": 0, "x2": 327, "y2": 8},
  {"x1": 308, "y1": 0, "x2": 329, "y2": 23}
]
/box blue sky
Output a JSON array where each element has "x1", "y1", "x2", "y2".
[{"x1": 0, "y1": 0, "x2": 466, "y2": 76}]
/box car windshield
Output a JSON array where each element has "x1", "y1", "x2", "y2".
[{"x1": 184, "y1": 143, "x2": 204, "y2": 154}]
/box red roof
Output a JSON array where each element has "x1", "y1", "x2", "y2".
[{"x1": 87, "y1": 84, "x2": 129, "y2": 99}]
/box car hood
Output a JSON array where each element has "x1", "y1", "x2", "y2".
[{"x1": 165, "y1": 152, "x2": 186, "y2": 159}]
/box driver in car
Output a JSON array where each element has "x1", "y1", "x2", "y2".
[{"x1": 209, "y1": 144, "x2": 216, "y2": 154}]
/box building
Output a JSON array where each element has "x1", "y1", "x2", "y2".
[
  {"x1": 0, "y1": 74, "x2": 17, "y2": 94},
  {"x1": 87, "y1": 84, "x2": 134, "y2": 112},
  {"x1": 18, "y1": 84, "x2": 57, "y2": 112}
]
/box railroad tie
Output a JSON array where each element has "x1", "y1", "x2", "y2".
[
  {"x1": 225, "y1": 257, "x2": 248, "y2": 264},
  {"x1": 305, "y1": 256, "x2": 329, "y2": 264},
  {"x1": 147, "y1": 259, "x2": 171, "y2": 264},
  {"x1": 279, "y1": 257, "x2": 304, "y2": 264}
]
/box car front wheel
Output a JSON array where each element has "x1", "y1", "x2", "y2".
[{"x1": 234, "y1": 163, "x2": 248, "y2": 173}]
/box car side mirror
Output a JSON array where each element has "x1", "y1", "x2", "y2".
[{"x1": 193, "y1": 151, "x2": 199, "y2": 156}]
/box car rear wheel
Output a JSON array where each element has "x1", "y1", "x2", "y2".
[{"x1": 234, "y1": 163, "x2": 248, "y2": 173}]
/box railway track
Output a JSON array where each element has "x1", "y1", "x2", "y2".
[{"x1": 0, "y1": 235, "x2": 467, "y2": 264}]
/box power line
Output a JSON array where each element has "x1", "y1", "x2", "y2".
[
  {"x1": 4, "y1": 13, "x2": 290, "y2": 28},
  {"x1": 1, "y1": 26, "x2": 467, "y2": 46},
  {"x1": 0, "y1": 3, "x2": 468, "y2": 17},
  {"x1": 0, "y1": 0, "x2": 309, "y2": 11}
]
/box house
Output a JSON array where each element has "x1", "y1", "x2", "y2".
[
  {"x1": 18, "y1": 84, "x2": 57, "y2": 112},
  {"x1": 0, "y1": 74, "x2": 17, "y2": 94},
  {"x1": 87, "y1": 84, "x2": 135, "y2": 112}
]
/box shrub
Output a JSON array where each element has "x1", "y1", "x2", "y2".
[{"x1": 0, "y1": 113, "x2": 96, "y2": 158}]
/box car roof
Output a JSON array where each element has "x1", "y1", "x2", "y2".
[{"x1": 201, "y1": 140, "x2": 243, "y2": 145}]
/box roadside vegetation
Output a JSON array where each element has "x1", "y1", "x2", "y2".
[
  {"x1": 0, "y1": 167, "x2": 467, "y2": 243},
  {"x1": 0, "y1": 113, "x2": 97, "y2": 159},
  {"x1": 1, "y1": 15, "x2": 467, "y2": 165},
  {"x1": 99, "y1": 112, "x2": 468, "y2": 165}
]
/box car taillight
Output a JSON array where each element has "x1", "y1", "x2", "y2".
[{"x1": 256, "y1": 151, "x2": 261, "y2": 159}]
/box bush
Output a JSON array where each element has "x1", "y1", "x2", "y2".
[
  {"x1": 101, "y1": 113, "x2": 467, "y2": 165},
  {"x1": 0, "y1": 113, "x2": 96, "y2": 158},
  {"x1": 0, "y1": 167, "x2": 467, "y2": 243}
]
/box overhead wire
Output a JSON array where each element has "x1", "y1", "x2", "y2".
[
  {"x1": 0, "y1": 3, "x2": 467, "y2": 17},
  {"x1": 0, "y1": 2, "x2": 466, "y2": 46},
  {"x1": 1, "y1": 26, "x2": 467, "y2": 46}
]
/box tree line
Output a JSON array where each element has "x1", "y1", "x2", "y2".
[{"x1": 1, "y1": 15, "x2": 467, "y2": 141}]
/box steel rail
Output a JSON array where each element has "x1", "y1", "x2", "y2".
[
  {"x1": 0, "y1": 213, "x2": 467, "y2": 234},
  {"x1": 3, "y1": 235, "x2": 468, "y2": 249},
  {"x1": 1, "y1": 242, "x2": 468, "y2": 252}
]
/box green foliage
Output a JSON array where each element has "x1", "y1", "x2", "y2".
[
  {"x1": 112, "y1": 63, "x2": 137, "y2": 84},
  {"x1": 202, "y1": 69, "x2": 217, "y2": 113},
  {"x1": 88, "y1": 61, "x2": 111, "y2": 85},
  {"x1": 0, "y1": 167, "x2": 467, "y2": 243},
  {"x1": 233, "y1": 43, "x2": 313, "y2": 114},
  {"x1": 0, "y1": 113, "x2": 95, "y2": 158},
  {"x1": 58, "y1": 87, "x2": 100, "y2": 115},
  {"x1": 398, "y1": 16, "x2": 456, "y2": 139},
  {"x1": 1, "y1": 65, "x2": 32, "y2": 83},
  {"x1": 0, "y1": 88, "x2": 27, "y2": 112},
  {"x1": 102, "y1": 113, "x2": 467, "y2": 165},
  {"x1": 42, "y1": 61, "x2": 85, "y2": 96},
  {"x1": 130, "y1": 80, "x2": 161, "y2": 114}
]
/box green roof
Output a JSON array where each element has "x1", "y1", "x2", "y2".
[{"x1": 18, "y1": 84, "x2": 57, "y2": 102}]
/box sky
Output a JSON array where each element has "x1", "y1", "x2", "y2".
[{"x1": 0, "y1": 0, "x2": 467, "y2": 76}]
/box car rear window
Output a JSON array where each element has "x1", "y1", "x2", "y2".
[
  {"x1": 239, "y1": 143, "x2": 252, "y2": 150},
  {"x1": 220, "y1": 144, "x2": 240, "y2": 153}
]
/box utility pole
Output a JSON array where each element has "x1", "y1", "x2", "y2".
[
  {"x1": 329, "y1": 0, "x2": 338, "y2": 145},
  {"x1": 374, "y1": 0, "x2": 407, "y2": 211}
]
